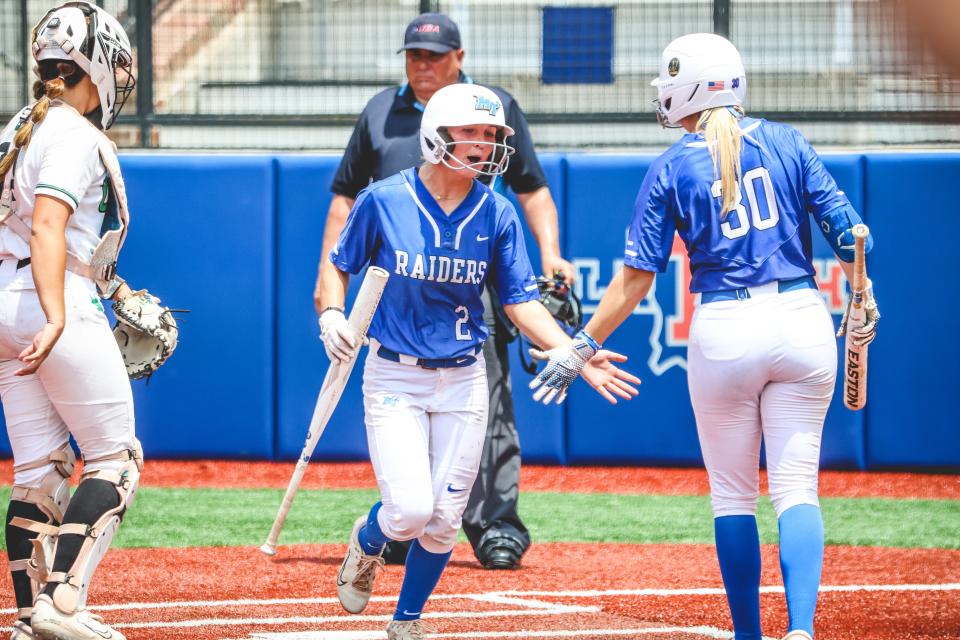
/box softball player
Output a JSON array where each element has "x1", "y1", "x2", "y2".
[
  {"x1": 1, "y1": 3, "x2": 143, "y2": 639},
  {"x1": 573, "y1": 34, "x2": 879, "y2": 640},
  {"x1": 316, "y1": 83, "x2": 638, "y2": 640}
]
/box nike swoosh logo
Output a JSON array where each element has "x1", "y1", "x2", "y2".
[
  {"x1": 446, "y1": 483, "x2": 467, "y2": 493},
  {"x1": 336, "y1": 559, "x2": 350, "y2": 586},
  {"x1": 402, "y1": 610, "x2": 421, "y2": 616},
  {"x1": 82, "y1": 624, "x2": 112, "y2": 639},
  {"x1": 476, "y1": 234, "x2": 489, "y2": 241}
]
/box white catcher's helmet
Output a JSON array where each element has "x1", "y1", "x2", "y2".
[
  {"x1": 32, "y1": 1, "x2": 135, "y2": 129},
  {"x1": 652, "y1": 33, "x2": 746, "y2": 127},
  {"x1": 420, "y1": 84, "x2": 516, "y2": 177}
]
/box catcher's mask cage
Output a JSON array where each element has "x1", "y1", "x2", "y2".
[
  {"x1": 518, "y1": 275, "x2": 584, "y2": 375},
  {"x1": 31, "y1": 1, "x2": 136, "y2": 130}
]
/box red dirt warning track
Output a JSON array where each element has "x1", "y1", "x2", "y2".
[
  {"x1": 19, "y1": 542, "x2": 956, "y2": 640},
  {"x1": 2, "y1": 460, "x2": 951, "y2": 499}
]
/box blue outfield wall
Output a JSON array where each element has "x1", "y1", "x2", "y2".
[{"x1": 0, "y1": 151, "x2": 957, "y2": 469}]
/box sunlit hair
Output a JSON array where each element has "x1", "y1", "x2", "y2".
[
  {"x1": 0, "y1": 61, "x2": 84, "y2": 178},
  {"x1": 697, "y1": 106, "x2": 745, "y2": 219}
]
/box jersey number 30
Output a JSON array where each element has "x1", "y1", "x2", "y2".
[{"x1": 712, "y1": 167, "x2": 780, "y2": 240}]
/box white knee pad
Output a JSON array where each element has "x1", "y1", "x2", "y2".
[
  {"x1": 10, "y1": 442, "x2": 75, "y2": 523},
  {"x1": 47, "y1": 441, "x2": 143, "y2": 614},
  {"x1": 378, "y1": 496, "x2": 433, "y2": 542},
  {"x1": 419, "y1": 510, "x2": 460, "y2": 554}
]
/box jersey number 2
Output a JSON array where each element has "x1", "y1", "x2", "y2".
[
  {"x1": 712, "y1": 167, "x2": 780, "y2": 240},
  {"x1": 455, "y1": 306, "x2": 471, "y2": 341}
]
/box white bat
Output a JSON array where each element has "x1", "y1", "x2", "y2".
[
  {"x1": 260, "y1": 266, "x2": 389, "y2": 556},
  {"x1": 843, "y1": 224, "x2": 870, "y2": 411}
]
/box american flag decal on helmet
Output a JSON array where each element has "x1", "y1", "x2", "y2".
[{"x1": 708, "y1": 81, "x2": 725, "y2": 91}]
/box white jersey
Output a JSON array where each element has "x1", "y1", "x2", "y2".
[{"x1": 0, "y1": 104, "x2": 118, "y2": 276}]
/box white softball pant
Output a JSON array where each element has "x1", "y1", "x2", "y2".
[
  {"x1": 687, "y1": 284, "x2": 837, "y2": 518},
  {"x1": 363, "y1": 341, "x2": 488, "y2": 554},
  {"x1": 0, "y1": 261, "x2": 135, "y2": 488}
]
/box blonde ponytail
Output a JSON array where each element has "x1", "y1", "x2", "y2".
[
  {"x1": 0, "y1": 77, "x2": 66, "y2": 178},
  {"x1": 697, "y1": 107, "x2": 744, "y2": 219}
]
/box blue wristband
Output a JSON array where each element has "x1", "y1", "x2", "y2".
[{"x1": 575, "y1": 329, "x2": 601, "y2": 352}]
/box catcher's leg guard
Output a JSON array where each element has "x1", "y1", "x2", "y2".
[
  {"x1": 40, "y1": 442, "x2": 142, "y2": 615},
  {"x1": 6, "y1": 443, "x2": 75, "y2": 622}
]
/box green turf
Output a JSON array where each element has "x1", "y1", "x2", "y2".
[{"x1": 0, "y1": 486, "x2": 956, "y2": 550}]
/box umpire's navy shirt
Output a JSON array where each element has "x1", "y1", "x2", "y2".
[{"x1": 331, "y1": 73, "x2": 548, "y2": 199}]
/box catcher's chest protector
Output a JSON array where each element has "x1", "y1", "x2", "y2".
[{"x1": 0, "y1": 101, "x2": 129, "y2": 294}]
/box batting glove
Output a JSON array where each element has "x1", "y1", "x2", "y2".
[
  {"x1": 837, "y1": 280, "x2": 880, "y2": 347},
  {"x1": 528, "y1": 330, "x2": 600, "y2": 405},
  {"x1": 319, "y1": 308, "x2": 362, "y2": 363}
]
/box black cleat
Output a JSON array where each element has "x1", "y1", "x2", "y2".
[{"x1": 480, "y1": 544, "x2": 521, "y2": 570}]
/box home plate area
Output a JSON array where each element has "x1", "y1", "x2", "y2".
[{"x1": 120, "y1": 590, "x2": 756, "y2": 640}]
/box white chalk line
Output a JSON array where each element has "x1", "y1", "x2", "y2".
[
  {"x1": 3, "y1": 582, "x2": 955, "y2": 639},
  {"x1": 114, "y1": 606, "x2": 601, "y2": 629},
  {"x1": 3, "y1": 581, "x2": 955, "y2": 616},
  {"x1": 238, "y1": 626, "x2": 762, "y2": 639}
]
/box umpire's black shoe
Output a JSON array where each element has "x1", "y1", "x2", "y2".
[
  {"x1": 480, "y1": 545, "x2": 521, "y2": 570},
  {"x1": 381, "y1": 540, "x2": 410, "y2": 565}
]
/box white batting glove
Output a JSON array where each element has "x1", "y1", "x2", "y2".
[
  {"x1": 837, "y1": 280, "x2": 880, "y2": 347},
  {"x1": 528, "y1": 330, "x2": 600, "y2": 405},
  {"x1": 319, "y1": 308, "x2": 362, "y2": 363}
]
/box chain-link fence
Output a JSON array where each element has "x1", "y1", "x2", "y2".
[{"x1": 3, "y1": 0, "x2": 959, "y2": 149}]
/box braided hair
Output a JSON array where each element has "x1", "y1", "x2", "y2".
[{"x1": 0, "y1": 60, "x2": 86, "y2": 178}]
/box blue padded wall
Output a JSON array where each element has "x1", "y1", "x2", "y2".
[
  {"x1": 275, "y1": 156, "x2": 369, "y2": 461},
  {"x1": 563, "y1": 154, "x2": 703, "y2": 465},
  {"x1": 501, "y1": 154, "x2": 567, "y2": 464},
  {"x1": 2, "y1": 151, "x2": 958, "y2": 470},
  {"x1": 863, "y1": 154, "x2": 960, "y2": 468},
  {"x1": 119, "y1": 155, "x2": 276, "y2": 459},
  {"x1": 816, "y1": 155, "x2": 867, "y2": 469}
]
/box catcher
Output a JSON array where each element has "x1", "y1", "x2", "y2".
[{"x1": 0, "y1": 3, "x2": 178, "y2": 639}]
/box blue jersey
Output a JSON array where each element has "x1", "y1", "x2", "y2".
[
  {"x1": 625, "y1": 117, "x2": 860, "y2": 292},
  {"x1": 331, "y1": 167, "x2": 540, "y2": 359}
]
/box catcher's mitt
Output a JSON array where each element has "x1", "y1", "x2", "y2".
[
  {"x1": 112, "y1": 290, "x2": 180, "y2": 380},
  {"x1": 535, "y1": 275, "x2": 583, "y2": 335}
]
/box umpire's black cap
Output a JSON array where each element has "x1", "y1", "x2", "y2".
[{"x1": 398, "y1": 13, "x2": 462, "y2": 54}]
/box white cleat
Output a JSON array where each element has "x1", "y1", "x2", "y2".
[
  {"x1": 30, "y1": 595, "x2": 125, "y2": 640},
  {"x1": 782, "y1": 632, "x2": 814, "y2": 640},
  {"x1": 336, "y1": 515, "x2": 385, "y2": 614},
  {"x1": 10, "y1": 621, "x2": 37, "y2": 640},
  {"x1": 386, "y1": 619, "x2": 434, "y2": 640}
]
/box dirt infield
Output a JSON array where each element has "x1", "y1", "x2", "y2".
[
  {"x1": 3, "y1": 542, "x2": 955, "y2": 640},
  {"x1": 2, "y1": 459, "x2": 951, "y2": 499},
  {"x1": 2, "y1": 461, "x2": 958, "y2": 638}
]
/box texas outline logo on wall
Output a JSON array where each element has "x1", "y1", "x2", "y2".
[{"x1": 574, "y1": 238, "x2": 848, "y2": 376}]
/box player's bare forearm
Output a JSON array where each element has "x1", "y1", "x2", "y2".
[
  {"x1": 313, "y1": 194, "x2": 355, "y2": 314},
  {"x1": 317, "y1": 264, "x2": 350, "y2": 313},
  {"x1": 838, "y1": 259, "x2": 856, "y2": 287},
  {"x1": 504, "y1": 299, "x2": 572, "y2": 350},
  {"x1": 517, "y1": 187, "x2": 574, "y2": 283},
  {"x1": 30, "y1": 195, "x2": 69, "y2": 328},
  {"x1": 584, "y1": 266, "x2": 655, "y2": 344}
]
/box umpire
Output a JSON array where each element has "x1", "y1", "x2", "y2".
[{"x1": 314, "y1": 13, "x2": 574, "y2": 570}]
